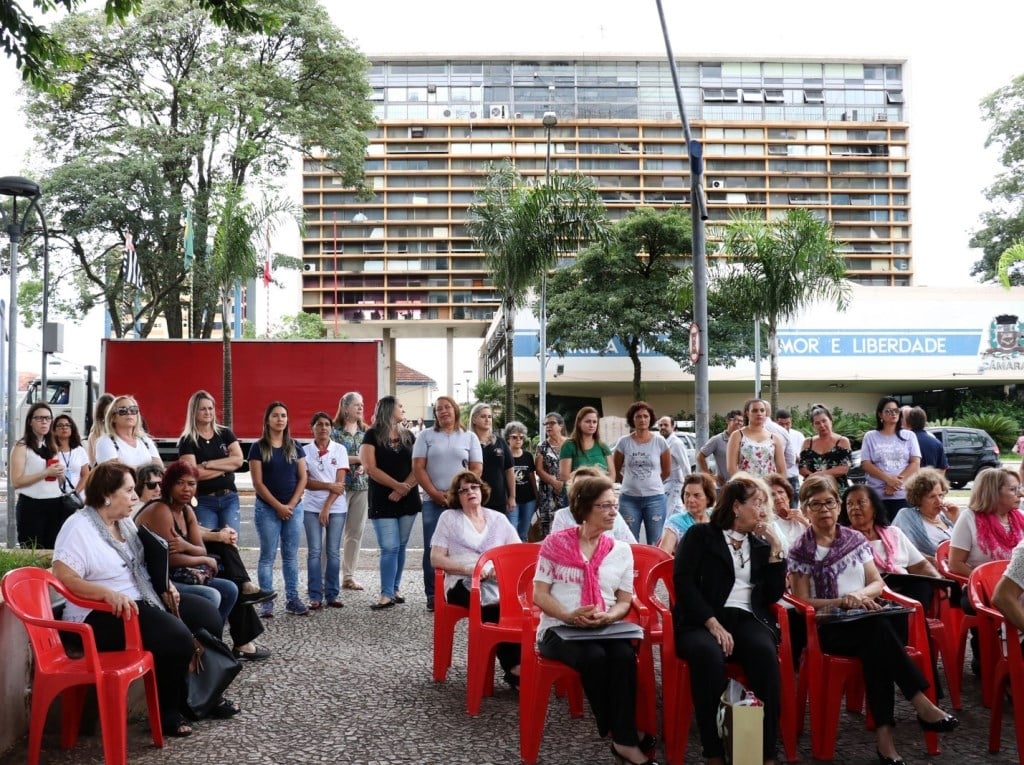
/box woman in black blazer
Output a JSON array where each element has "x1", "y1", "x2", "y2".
[{"x1": 673, "y1": 473, "x2": 787, "y2": 765}]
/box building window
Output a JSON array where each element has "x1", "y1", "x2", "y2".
[
  {"x1": 886, "y1": 91, "x2": 904, "y2": 104},
  {"x1": 804, "y1": 90, "x2": 824, "y2": 103}
]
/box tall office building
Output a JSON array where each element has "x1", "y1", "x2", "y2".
[{"x1": 301, "y1": 56, "x2": 909, "y2": 333}]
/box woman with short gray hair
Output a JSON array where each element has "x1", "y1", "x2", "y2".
[
  {"x1": 504, "y1": 421, "x2": 538, "y2": 541},
  {"x1": 535, "y1": 412, "x2": 568, "y2": 539}
]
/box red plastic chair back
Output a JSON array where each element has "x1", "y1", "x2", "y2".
[
  {"x1": 466, "y1": 542, "x2": 540, "y2": 714},
  {"x1": 1, "y1": 567, "x2": 163, "y2": 765},
  {"x1": 937, "y1": 538, "x2": 994, "y2": 705}
]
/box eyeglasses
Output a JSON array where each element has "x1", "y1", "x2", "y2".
[
  {"x1": 115, "y1": 406, "x2": 140, "y2": 416},
  {"x1": 544, "y1": 421, "x2": 559, "y2": 427},
  {"x1": 807, "y1": 499, "x2": 840, "y2": 513},
  {"x1": 458, "y1": 486, "x2": 480, "y2": 495},
  {"x1": 882, "y1": 408, "x2": 900, "y2": 415},
  {"x1": 508, "y1": 434, "x2": 524, "y2": 439},
  {"x1": 31, "y1": 415, "x2": 52, "y2": 422},
  {"x1": 1004, "y1": 484, "x2": 1024, "y2": 495},
  {"x1": 143, "y1": 481, "x2": 161, "y2": 491},
  {"x1": 53, "y1": 422, "x2": 72, "y2": 428},
  {"x1": 594, "y1": 502, "x2": 618, "y2": 511}
]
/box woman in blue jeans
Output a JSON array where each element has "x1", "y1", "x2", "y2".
[
  {"x1": 505, "y1": 420, "x2": 538, "y2": 540},
  {"x1": 613, "y1": 401, "x2": 670, "y2": 545},
  {"x1": 412, "y1": 395, "x2": 482, "y2": 611},
  {"x1": 302, "y1": 411, "x2": 349, "y2": 609},
  {"x1": 361, "y1": 395, "x2": 421, "y2": 609},
  {"x1": 249, "y1": 401, "x2": 308, "y2": 617}
]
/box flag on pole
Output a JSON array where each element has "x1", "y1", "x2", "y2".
[
  {"x1": 262, "y1": 229, "x2": 272, "y2": 287},
  {"x1": 121, "y1": 232, "x2": 143, "y2": 289},
  {"x1": 182, "y1": 207, "x2": 194, "y2": 270}
]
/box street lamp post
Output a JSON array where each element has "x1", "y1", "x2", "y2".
[
  {"x1": 463, "y1": 369, "x2": 472, "y2": 406},
  {"x1": 0, "y1": 176, "x2": 46, "y2": 548},
  {"x1": 538, "y1": 111, "x2": 557, "y2": 421}
]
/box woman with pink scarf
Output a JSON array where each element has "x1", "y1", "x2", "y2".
[
  {"x1": 949, "y1": 467, "x2": 1024, "y2": 579},
  {"x1": 533, "y1": 474, "x2": 654, "y2": 765}
]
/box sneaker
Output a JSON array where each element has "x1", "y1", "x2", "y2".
[
  {"x1": 286, "y1": 599, "x2": 310, "y2": 616},
  {"x1": 259, "y1": 607, "x2": 274, "y2": 619}
]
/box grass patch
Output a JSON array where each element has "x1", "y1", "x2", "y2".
[{"x1": 0, "y1": 547, "x2": 53, "y2": 579}]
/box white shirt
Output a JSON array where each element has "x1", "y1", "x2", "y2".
[
  {"x1": 302, "y1": 441, "x2": 350, "y2": 514},
  {"x1": 94, "y1": 434, "x2": 161, "y2": 469},
  {"x1": 551, "y1": 506, "x2": 637, "y2": 544}
]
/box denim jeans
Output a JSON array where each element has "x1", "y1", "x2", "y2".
[
  {"x1": 254, "y1": 497, "x2": 304, "y2": 604},
  {"x1": 174, "y1": 578, "x2": 239, "y2": 627},
  {"x1": 372, "y1": 514, "x2": 417, "y2": 599},
  {"x1": 194, "y1": 492, "x2": 241, "y2": 534},
  {"x1": 618, "y1": 493, "x2": 667, "y2": 546},
  {"x1": 304, "y1": 510, "x2": 346, "y2": 603},
  {"x1": 421, "y1": 499, "x2": 444, "y2": 599},
  {"x1": 507, "y1": 499, "x2": 537, "y2": 541}
]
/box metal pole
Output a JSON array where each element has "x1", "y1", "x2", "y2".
[
  {"x1": 655, "y1": 0, "x2": 711, "y2": 446},
  {"x1": 539, "y1": 111, "x2": 557, "y2": 420},
  {"x1": 754, "y1": 320, "x2": 762, "y2": 398},
  {"x1": 6, "y1": 222, "x2": 20, "y2": 547}
]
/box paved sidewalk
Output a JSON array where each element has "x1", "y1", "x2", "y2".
[{"x1": 0, "y1": 549, "x2": 1021, "y2": 765}]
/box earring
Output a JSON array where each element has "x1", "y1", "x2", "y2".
[{"x1": 104, "y1": 499, "x2": 111, "y2": 506}]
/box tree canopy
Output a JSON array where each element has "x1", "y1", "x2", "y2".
[
  {"x1": 716, "y1": 208, "x2": 849, "y2": 413},
  {"x1": 19, "y1": 0, "x2": 373, "y2": 337},
  {"x1": 970, "y1": 73, "x2": 1024, "y2": 284},
  {"x1": 1, "y1": 0, "x2": 268, "y2": 93},
  {"x1": 545, "y1": 207, "x2": 749, "y2": 401}
]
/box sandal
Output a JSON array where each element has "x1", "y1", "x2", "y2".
[
  {"x1": 308, "y1": 600, "x2": 323, "y2": 611},
  {"x1": 210, "y1": 698, "x2": 241, "y2": 719},
  {"x1": 163, "y1": 714, "x2": 193, "y2": 737},
  {"x1": 342, "y1": 579, "x2": 364, "y2": 590}
]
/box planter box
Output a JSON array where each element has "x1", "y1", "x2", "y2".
[{"x1": 0, "y1": 600, "x2": 31, "y2": 757}]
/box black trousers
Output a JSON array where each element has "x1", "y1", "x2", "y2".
[
  {"x1": 676, "y1": 608, "x2": 781, "y2": 760},
  {"x1": 16, "y1": 494, "x2": 72, "y2": 549},
  {"x1": 817, "y1": 613, "x2": 927, "y2": 727},
  {"x1": 206, "y1": 541, "x2": 264, "y2": 647},
  {"x1": 84, "y1": 601, "x2": 194, "y2": 725},
  {"x1": 538, "y1": 630, "x2": 640, "y2": 746},
  {"x1": 446, "y1": 580, "x2": 520, "y2": 673}
]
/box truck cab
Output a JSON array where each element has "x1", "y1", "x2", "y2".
[{"x1": 17, "y1": 368, "x2": 98, "y2": 436}]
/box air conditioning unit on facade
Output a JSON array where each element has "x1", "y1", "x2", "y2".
[
  {"x1": 488, "y1": 104, "x2": 508, "y2": 119},
  {"x1": 710, "y1": 180, "x2": 723, "y2": 188}
]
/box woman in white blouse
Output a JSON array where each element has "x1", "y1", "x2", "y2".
[{"x1": 94, "y1": 395, "x2": 162, "y2": 469}]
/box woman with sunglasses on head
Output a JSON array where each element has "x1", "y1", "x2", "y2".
[
  {"x1": 860, "y1": 396, "x2": 921, "y2": 520},
  {"x1": 94, "y1": 395, "x2": 162, "y2": 469},
  {"x1": 788, "y1": 475, "x2": 957, "y2": 765},
  {"x1": 534, "y1": 412, "x2": 569, "y2": 539},
  {"x1": 302, "y1": 411, "x2": 350, "y2": 610},
  {"x1": 177, "y1": 390, "x2": 245, "y2": 535},
  {"x1": 52, "y1": 414, "x2": 90, "y2": 501},
  {"x1": 430, "y1": 471, "x2": 520, "y2": 685},
  {"x1": 11, "y1": 402, "x2": 67, "y2": 548},
  {"x1": 674, "y1": 474, "x2": 786, "y2": 765}
]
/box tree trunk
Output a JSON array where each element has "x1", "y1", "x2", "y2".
[
  {"x1": 768, "y1": 321, "x2": 780, "y2": 415},
  {"x1": 504, "y1": 295, "x2": 515, "y2": 420},
  {"x1": 221, "y1": 291, "x2": 233, "y2": 428},
  {"x1": 628, "y1": 337, "x2": 643, "y2": 401}
]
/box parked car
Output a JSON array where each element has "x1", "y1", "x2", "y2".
[
  {"x1": 848, "y1": 426, "x2": 1001, "y2": 491},
  {"x1": 673, "y1": 429, "x2": 699, "y2": 473},
  {"x1": 925, "y1": 426, "x2": 1002, "y2": 489}
]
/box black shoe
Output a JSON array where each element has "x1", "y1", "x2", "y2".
[
  {"x1": 394, "y1": 594, "x2": 406, "y2": 604},
  {"x1": 503, "y1": 670, "x2": 520, "y2": 690},
  {"x1": 638, "y1": 733, "x2": 657, "y2": 754},
  {"x1": 240, "y1": 588, "x2": 277, "y2": 606},
  {"x1": 877, "y1": 750, "x2": 906, "y2": 765},
  {"x1": 232, "y1": 645, "x2": 271, "y2": 662},
  {"x1": 609, "y1": 742, "x2": 658, "y2": 765},
  {"x1": 917, "y1": 713, "x2": 959, "y2": 733},
  {"x1": 426, "y1": 596, "x2": 435, "y2": 612},
  {"x1": 370, "y1": 599, "x2": 396, "y2": 610}
]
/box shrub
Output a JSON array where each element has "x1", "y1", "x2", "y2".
[{"x1": 0, "y1": 547, "x2": 52, "y2": 579}]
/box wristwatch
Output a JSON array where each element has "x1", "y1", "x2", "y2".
[{"x1": 770, "y1": 549, "x2": 784, "y2": 562}]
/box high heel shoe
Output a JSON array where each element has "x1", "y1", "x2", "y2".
[
  {"x1": 917, "y1": 713, "x2": 959, "y2": 732},
  {"x1": 876, "y1": 750, "x2": 906, "y2": 765},
  {"x1": 610, "y1": 742, "x2": 659, "y2": 765},
  {"x1": 638, "y1": 733, "x2": 657, "y2": 755}
]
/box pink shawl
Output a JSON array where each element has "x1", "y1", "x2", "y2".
[
  {"x1": 538, "y1": 527, "x2": 614, "y2": 611},
  {"x1": 871, "y1": 526, "x2": 904, "y2": 574},
  {"x1": 975, "y1": 509, "x2": 1024, "y2": 560}
]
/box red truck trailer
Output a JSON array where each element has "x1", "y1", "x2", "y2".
[{"x1": 100, "y1": 339, "x2": 383, "y2": 455}]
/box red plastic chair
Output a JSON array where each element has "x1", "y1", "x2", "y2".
[
  {"x1": 786, "y1": 587, "x2": 940, "y2": 760},
  {"x1": 629, "y1": 544, "x2": 672, "y2": 732},
  {"x1": 643, "y1": 559, "x2": 798, "y2": 765},
  {"x1": 936, "y1": 539, "x2": 992, "y2": 706},
  {"x1": 466, "y1": 542, "x2": 540, "y2": 715},
  {"x1": 1, "y1": 567, "x2": 163, "y2": 765},
  {"x1": 517, "y1": 558, "x2": 651, "y2": 765},
  {"x1": 432, "y1": 566, "x2": 469, "y2": 682},
  {"x1": 965, "y1": 559, "x2": 1022, "y2": 759}
]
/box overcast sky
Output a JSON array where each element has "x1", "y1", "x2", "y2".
[{"x1": 1, "y1": 0, "x2": 1022, "y2": 394}]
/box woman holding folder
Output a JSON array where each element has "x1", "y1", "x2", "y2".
[{"x1": 533, "y1": 474, "x2": 655, "y2": 765}]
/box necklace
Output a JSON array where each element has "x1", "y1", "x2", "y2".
[{"x1": 725, "y1": 530, "x2": 748, "y2": 568}]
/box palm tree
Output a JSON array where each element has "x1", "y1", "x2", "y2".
[
  {"x1": 468, "y1": 161, "x2": 608, "y2": 418},
  {"x1": 997, "y1": 241, "x2": 1024, "y2": 288},
  {"x1": 718, "y1": 208, "x2": 850, "y2": 413},
  {"x1": 209, "y1": 184, "x2": 301, "y2": 426}
]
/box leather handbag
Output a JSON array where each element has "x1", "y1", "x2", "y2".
[
  {"x1": 58, "y1": 478, "x2": 84, "y2": 514},
  {"x1": 185, "y1": 628, "x2": 241, "y2": 720}
]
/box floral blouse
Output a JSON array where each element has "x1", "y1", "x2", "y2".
[{"x1": 331, "y1": 426, "x2": 368, "y2": 491}]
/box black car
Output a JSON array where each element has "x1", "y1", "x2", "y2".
[
  {"x1": 847, "y1": 426, "x2": 1000, "y2": 490},
  {"x1": 924, "y1": 426, "x2": 1003, "y2": 489}
]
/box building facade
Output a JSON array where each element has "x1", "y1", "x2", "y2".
[{"x1": 301, "y1": 56, "x2": 911, "y2": 334}]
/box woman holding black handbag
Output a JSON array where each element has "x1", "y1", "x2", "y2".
[{"x1": 11, "y1": 403, "x2": 69, "y2": 548}]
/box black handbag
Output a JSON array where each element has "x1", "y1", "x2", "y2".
[
  {"x1": 185, "y1": 628, "x2": 241, "y2": 720},
  {"x1": 58, "y1": 478, "x2": 84, "y2": 513}
]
